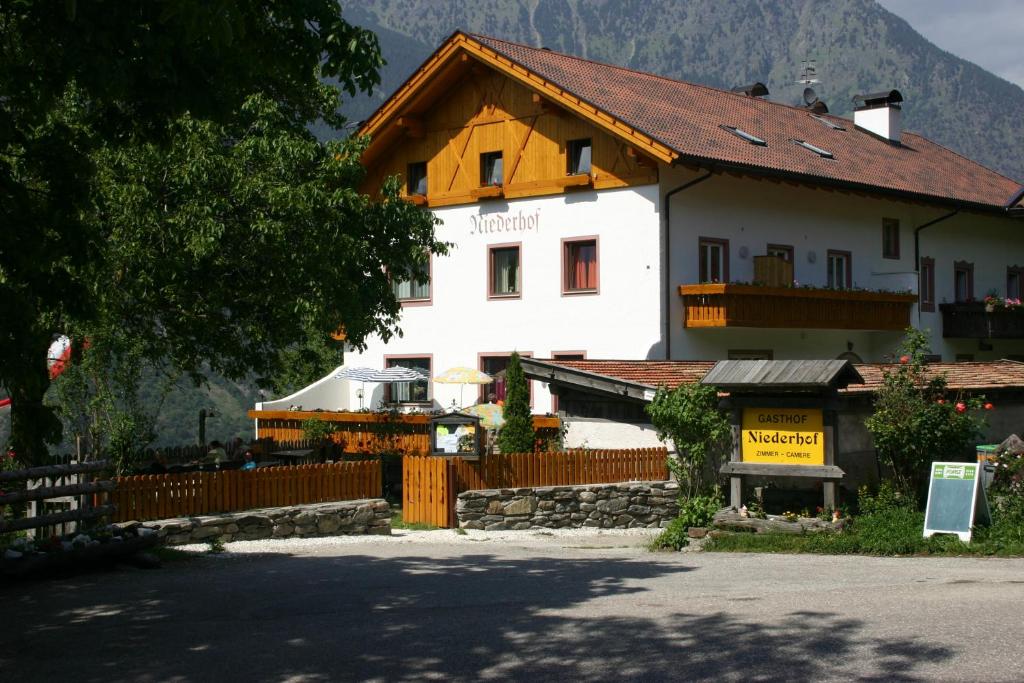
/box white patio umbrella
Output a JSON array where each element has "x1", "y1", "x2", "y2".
[{"x1": 335, "y1": 366, "x2": 429, "y2": 409}]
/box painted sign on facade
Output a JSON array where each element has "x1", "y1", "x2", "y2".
[{"x1": 741, "y1": 407, "x2": 825, "y2": 465}]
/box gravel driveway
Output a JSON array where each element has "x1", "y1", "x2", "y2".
[{"x1": 3, "y1": 529, "x2": 1023, "y2": 682}]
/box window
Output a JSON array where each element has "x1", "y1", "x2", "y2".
[
  {"x1": 728, "y1": 350, "x2": 774, "y2": 360},
  {"x1": 567, "y1": 138, "x2": 592, "y2": 175},
  {"x1": 1008, "y1": 266, "x2": 1023, "y2": 300},
  {"x1": 551, "y1": 351, "x2": 586, "y2": 413},
  {"x1": 479, "y1": 353, "x2": 532, "y2": 404},
  {"x1": 809, "y1": 113, "x2": 846, "y2": 131},
  {"x1": 720, "y1": 124, "x2": 767, "y2": 146},
  {"x1": 407, "y1": 161, "x2": 427, "y2": 196},
  {"x1": 827, "y1": 250, "x2": 852, "y2": 289},
  {"x1": 392, "y1": 253, "x2": 431, "y2": 304},
  {"x1": 766, "y1": 244, "x2": 794, "y2": 262},
  {"x1": 488, "y1": 244, "x2": 521, "y2": 298},
  {"x1": 954, "y1": 261, "x2": 974, "y2": 302},
  {"x1": 563, "y1": 237, "x2": 598, "y2": 294},
  {"x1": 882, "y1": 218, "x2": 900, "y2": 259},
  {"x1": 384, "y1": 356, "x2": 431, "y2": 404},
  {"x1": 480, "y1": 151, "x2": 503, "y2": 187},
  {"x1": 919, "y1": 257, "x2": 935, "y2": 312},
  {"x1": 792, "y1": 139, "x2": 834, "y2": 159},
  {"x1": 699, "y1": 237, "x2": 729, "y2": 283}
]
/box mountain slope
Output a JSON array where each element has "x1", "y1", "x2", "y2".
[{"x1": 341, "y1": 0, "x2": 1024, "y2": 182}]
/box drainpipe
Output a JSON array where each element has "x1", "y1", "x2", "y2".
[
  {"x1": 914, "y1": 208, "x2": 958, "y2": 327},
  {"x1": 663, "y1": 170, "x2": 713, "y2": 359}
]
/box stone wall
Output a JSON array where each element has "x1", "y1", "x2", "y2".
[
  {"x1": 457, "y1": 482, "x2": 679, "y2": 531},
  {"x1": 127, "y1": 499, "x2": 391, "y2": 546}
]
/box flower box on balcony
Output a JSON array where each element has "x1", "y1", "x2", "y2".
[
  {"x1": 678, "y1": 283, "x2": 918, "y2": 330},
  {"x1": 939, "y1": 302, "x2": 1024, "y2": 339},
  {"x1": 470, "y1": 185, "x2": 504, "y2": 200}
]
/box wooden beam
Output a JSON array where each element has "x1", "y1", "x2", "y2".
[
  {"x1": 395, "y1": 116, "x2": 424, "y2": 138},
  {"x1": 0, "y1": 480, "x2": 117, "y2": 506},
  {"x1": 719, "y1": 462, "x2": 845, "y2": 480},
  {"x1": 0, "y1": 505, "x2": 117, "y2": 534}
]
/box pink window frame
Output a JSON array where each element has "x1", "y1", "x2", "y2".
[
  {"x1": 478, "y1": 351, "x2": 533, "y2": 406},
  {"x1": 561, "y1": 236, "x2": 600, "y2": 295},
  {"x1": 954, "y1": 260, "x2": 974, "y2": 302},
  {"x1": 827, "y1": 249, "x2": 853, "y2": 289},
  {"x1": 383, "y1": 353, "x2": 433, "y2": 404},
  {"x1": 487, "y1": 242, "x2": 522, "y2": 300},
  {"x1": 698, "y1": 237, "x2": 730, "y2": 283},
  {"x1": 550, "y1": 350, "x2": 586, "y2": 413}
]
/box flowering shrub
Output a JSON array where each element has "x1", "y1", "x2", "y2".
[
  {"x1": 865, "y1": 329, "x2": 989, "y2": 503},
  {"x1": 984, "y1": 294, "x2": 1023, "y2": 310}
]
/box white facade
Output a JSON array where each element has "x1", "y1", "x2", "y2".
[{"x1": 338, "y1": 164, "x2": 1023, "y2": 416}]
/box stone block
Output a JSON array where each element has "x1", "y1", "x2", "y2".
[
  {"x1": 570, "y1": 513, "x2": 588, "y2": 521},
  {"x1": 537, "y1": 500, "x2": 556, "y2": 511},
  {"x1": 503, "y1": 496, "x2": 538, "y2": 516},
  {"x1": 460, "y1": 512, "x2": 484, "y2": 521},
  {"x1": 223, "y1": 523, "x2": 240, "y2": 534},
  {"x1": 367, "y1": 525, "x2": 391, "y2": 536},
  {"x1": 627, "y1": 505, "x2": 651, "y2": 515},
  {"x1": 166, "y1": 533, "x2": 192, "y2": 545},
  {"x1": 234, "y1": 514, "x2": 273, "y2": 528},
  {"x1": 295, "y1": 524, "x2": 316, "y2": 536},
  {"x1": 486, "y1": 500, "x2": 505, "y2": 514},
  {"x1": 612, "y1": 514, "x2": 634, "y2": 527},
  {"x1": 461, "y1": 520, "x2": 485, "y2": 530},
  {"x1": 272, "y1": 523, "x2": 294, "y2": 537},
  {"x1": 191, "y1": 526, "x2": 222, "y2": 540},
  {"x1": 596, "y1": 497, "x2": 628, "y2": 514},
  {"x1": 317, "y1": 515, "x2": 341, "y2": 534},
  {"x1": 579, "y1": 503, "x2": 596, "y2": 512},
  {"x1": 293, "y1": 512, "x2": 317, "y2": 526},
  {"x1": 480, "y1": 514, "x2": 505, "y2": 523},
  {"x1": 578, "y1": 491, "x2": 598, "y2": 503},
  {"x1": 484, "y1": 522, "x2": 508, "y2": 531},
  {"x1": 512, "y1": 522, "x2": 532, "y2": 530},
  {"x1": 195, "y1": 516, "x2": 224, "y2": 527},
  {"x1": 351, "y1": 506, "x2": 375, "y2": 526},
  {"x1": 514, "y1": 488, "x2": 533, "y2": 496},
  {"x1": 583, "y1": 520, "x2": 601, "y2": 528},
  {"x1": 688, "y1": 527, "x2": 708, "y2": 539}
]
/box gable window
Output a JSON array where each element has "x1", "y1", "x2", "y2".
[
  {"x1": 827, "y1": 250, "x2": 852, "y2": 289},
  {"x1": 699, "y1": 237, "x2": 729, "y2": 283},
  {"x1": 392, "y1": 253, "x2": 431, "y2": 304},
  {"x1": 882, "y1": 218, "x2": 900, "y2": 259},
  {"x1": 489, "y1": 244, "x2": 521, "y2": 298},
  {"x1": 551, "y1": 351, "x2": 586, "y2": 413},
  {"x1": 480, "y1": 151, "x2": 503, "y2": 187},
  {"x1": 767, "y1": 244, "x2": 793, "y2": 263},
  {"x1": 563, "y1": 237, "x2": 599, "y2": 294},
  {"x1": 919, "y1": 257, "x2": 935, "y2": 312},
  {"x1": 407, "y1": 161, "x2": 427, "y2": 196},
  {"x1": 954, "y1": 261, "x2": 974, "y2": 302},
  {"x1": 385, "y1": 356, "x2": 431, "y2": 404},
  {"x1": 1008, "y1": 266, "x2": 1023, "y2": 300},
  {"x1": 480, "y1": 353, "x2": 532, "y2": 404},
  {"x1": 567, "y1": 138, "x2": 592, "y2": 175}
]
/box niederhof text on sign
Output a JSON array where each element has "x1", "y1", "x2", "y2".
[{"x1": 740, "y1": 407, "x2": 825, "y2": 465}]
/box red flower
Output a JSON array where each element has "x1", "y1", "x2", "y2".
[
  {"x1": 955, "y1": 402, "x2": 967, "y2": 413},
  {"x1": 984, "y1": 402, "x2": 994, "y2": 410},
  {"x1": 936, "y1": 399, "x2": 945, "y2": 405},
  {"x1": 899, "y1": 355, "x2": 910, "y2": 364}
]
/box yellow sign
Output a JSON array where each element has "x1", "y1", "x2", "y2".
[{"x1": 741, "y1": 408, "x2": 825, "y2": 465}]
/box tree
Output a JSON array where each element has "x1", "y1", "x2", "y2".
[
  {"x1": 865, "y1": 328, "x2": 988, "y2": 502},
  {"x1": 646, "y1": 383, "x2": 731, "y2": 500},
  {"x1": 497, "y1": 352, "x2": 535, "y2": 454},
  {"x1": 1, "y1": 3, "x2": 440, "y2": 464}
]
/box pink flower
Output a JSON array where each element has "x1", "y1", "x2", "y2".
[
  {"x1": 955, "y1": 402, "x2": 967, "y2": 413},
  {"x1": 899, "y1": 355, "x2": 910, "y2": 364},
  {"x1": 936, "y1": 399, "x2": 945, "y2": 405},
  {"x1": 984, "y1": 402, "x2": 994, "y2": 411}
]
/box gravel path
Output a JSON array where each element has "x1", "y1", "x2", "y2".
[{"x1": 173, "y1": 526, "x2": 661, "y2": 554}]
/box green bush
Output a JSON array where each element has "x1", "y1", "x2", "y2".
[
  {"x1": 649, "y1": 516, "x2": 690, "y2": 551},
  {"x1": 301, "y1": 416, "x2": 337, "y2": 443},
  {"x1": 650, "y1": 490, "x2": 722, "y2": 551},
  {"x1": 858, "y1": 481, "x2": 915, "y2": 515},
  {"x1": 497, "y1": 352, "x2": 535, "y2": 454}
]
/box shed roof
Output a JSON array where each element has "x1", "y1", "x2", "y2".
[{"x1": 700, "y1": 360, "x2": 864, "y2": 391}]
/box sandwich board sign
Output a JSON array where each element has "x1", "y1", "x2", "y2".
[{"x1": 923, "y1": 462, "x2": 991, "y2": 542}]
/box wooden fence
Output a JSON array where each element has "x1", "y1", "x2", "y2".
[
  {"x1": 109, "y1": 460, "x2": 382, "y2": 522},
  {"x1": 0, "y1": 461, "x2": 116, "y2": 537},
  {"x1": 403, "y1": 447, "x2": 669, "y2": 527}
]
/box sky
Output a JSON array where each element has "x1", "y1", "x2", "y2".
[{"x1": 877, "y1": 0, "x2": 1024, "y2": 89}]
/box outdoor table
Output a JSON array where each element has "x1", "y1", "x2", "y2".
[{"x1": 271, "y1": 449, "x2": 314, "y2": 464}]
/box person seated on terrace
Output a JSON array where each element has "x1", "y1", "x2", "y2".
[
  {"x1": 240, "y1": 449, "x2": 256, "y2": 471},
  {"x1": 203, "y1": 440, "x2": 227, "y2": 466}
]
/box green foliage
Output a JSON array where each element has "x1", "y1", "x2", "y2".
[
  {"x1": 1, "y1": 4, "x2": 443, "y2": 464},
  {"x1": 648, "y1": 516, "x2": 690, "y2": 551},
  {"x1": 206, "y1": 537, "x2": 226, "y2": 554},
  {"x1": 678, "y1": 489, "x2": 722, "y2": 529},
  {"x1": 497, "y1": 352, "x2": 535, "y2": 454},
  {"x1": 301, "y1": 417, "x2": 338, "y2": 444},
  {"x1": 646, "y1": 383, "x2": 731, "y2": 498},
  {"x1": 865, "y1": 329, "x2": 987, "y2": 502},
  {"x1": 857, "y1": 481, "x2": 915, "y2": 516}
]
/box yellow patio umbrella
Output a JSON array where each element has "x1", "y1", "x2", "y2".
[
  {"x1": 433, "y1": 367, "x2": 493, "y2": 408},
  {"x1": 463, "y1": 403, "x2": 505, "y2": 429}
]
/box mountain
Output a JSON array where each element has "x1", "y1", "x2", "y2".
[{"x1": 339, "y1": 0, "x2": 1024, "y2": 183}]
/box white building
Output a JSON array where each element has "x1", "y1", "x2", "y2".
[{"x1": 310, "y1": 32, "x2": 1024, "y2": 416}]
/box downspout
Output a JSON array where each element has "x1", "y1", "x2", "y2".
[
  {"x1": 914, "y1": 208, "x2": 958, "y2": 326},
  {"x1": 663, "y1": 170, "x2": 713, "y2": 359}
]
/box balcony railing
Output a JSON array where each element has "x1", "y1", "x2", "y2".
[
  {"x1": 939, "y1": 303, "x2": 1024, "y2": 339},
  {"x1": 679, "y1": 283, "x2": 918, "y2": 330}
]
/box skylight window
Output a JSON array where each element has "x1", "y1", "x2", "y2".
[
  {"x1": 720, "y1": 124, "x2": 767, "y2": 146},
  {"x1": 792, "y1": 139, "x2": 834, "y2": 159},
  {"x1": 809, "y1": 114, "x2": 846, "y2": 131}
]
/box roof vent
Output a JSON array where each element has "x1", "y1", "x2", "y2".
[
  {"x1": 852, "y1": 89, "x2": 903, "y2": 143},
  {"x1": 731, "y1": 82, "x2": 769, "y2": 98},
  {"x1": 720, "y1": 124, "x2": 767, "y2": 147}
]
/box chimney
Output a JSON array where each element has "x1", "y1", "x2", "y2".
[
  {"x1": 852, "y1": 89, "x2": 903, "y2": 143},
  {"x1": 731, "y1": 82, "x2": 769, "y2": 98}
]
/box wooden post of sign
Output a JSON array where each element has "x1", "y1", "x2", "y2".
[
  {"x1": 729, "y1": 405, "x2": 743, "y2": 509},
  {"x1": 823, "y1": 415, "x2": 837, "y2": 511}
]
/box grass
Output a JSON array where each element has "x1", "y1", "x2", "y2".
[
  {"x1": 705, "y1": 508, "x2": 1024, "y2": 557},
  {"x1": 390, "y1": 509, "x2": 439, "y2": 531}
]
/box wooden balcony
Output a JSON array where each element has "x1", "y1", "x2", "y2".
[
  {"x1": 939, "y1": 303, "x2": 1024, "y2": 339},
  {"x1": 679, "y1": 283, "x2": 918, "y2": 330}
]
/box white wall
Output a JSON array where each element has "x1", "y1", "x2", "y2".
[
  {"x1": 662, "y1": 165, "x2": 1024, "y2": 362},
  {"x1": 564, "y1": 419, "x2": 670, "y2": 450},
  {"x1": 344, "y1": 185, "x2": 663, "y2": 413}
]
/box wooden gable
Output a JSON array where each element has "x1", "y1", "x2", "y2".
[{"x1": 359, "y1": 51, "x2": 659, "y2": 208}]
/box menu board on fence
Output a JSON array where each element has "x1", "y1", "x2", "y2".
[{"x1": 923, "y1": 462, "x2": 991, "y2": 542}]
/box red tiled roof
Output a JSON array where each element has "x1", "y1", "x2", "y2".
[
  {"x1": 543, "y1": 359, "x2": 1024, "y2": 394},
  {"x1": 472, "y1": 34, "x2": 1023, "y2": 210}
]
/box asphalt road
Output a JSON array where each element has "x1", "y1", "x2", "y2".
[{"x1": 3, "y1": 533, "x2": 1024, "y2": 682}]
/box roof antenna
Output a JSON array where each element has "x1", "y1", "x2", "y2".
[{"x1": 795, "y1": 58, "x2": 828, "y2": 113}]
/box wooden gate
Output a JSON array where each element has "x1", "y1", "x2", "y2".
[{"x1": 401, "y1": 455, "x2": 454, "y2": 528}]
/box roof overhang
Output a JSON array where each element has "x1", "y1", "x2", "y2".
[
  {"x1": 356, "y1": 31, "x2": 678, "y2": 170},
  {"x1": 700, "y1": 360, "x2": 864, "y2": 393},
  {"x1": 520, "y1": 358, "x2": 655, "y2": 403}
]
